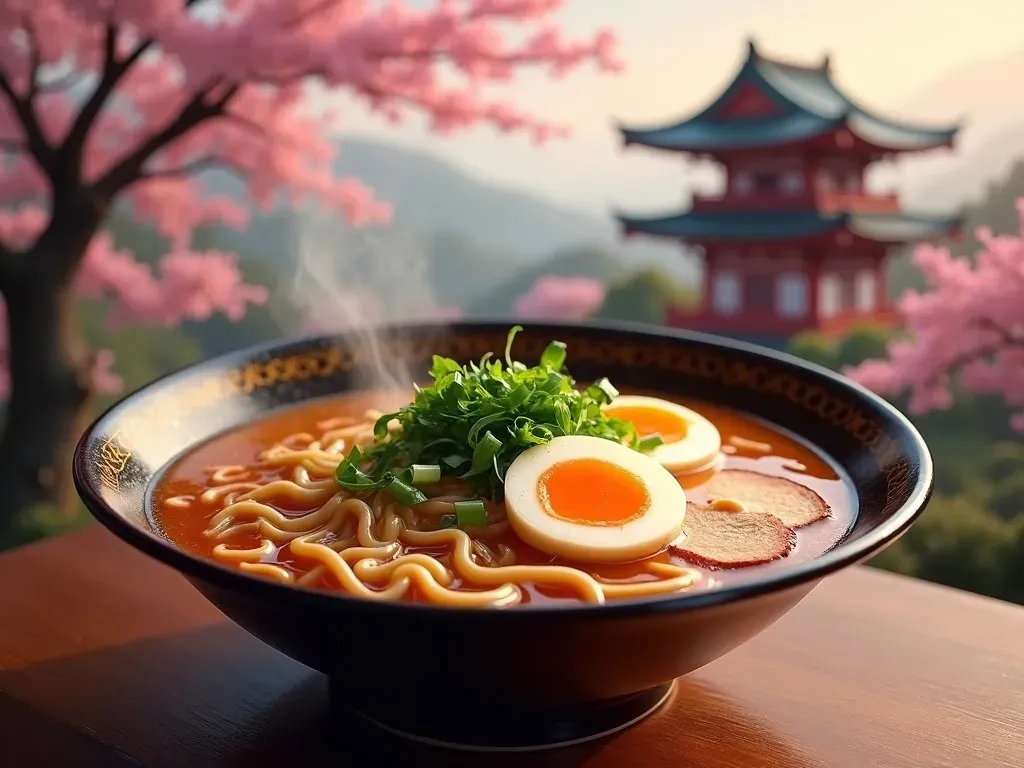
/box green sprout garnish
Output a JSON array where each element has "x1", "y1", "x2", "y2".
[{"x1": 334, "y1": 326, "x2": 643, "y2": 503}]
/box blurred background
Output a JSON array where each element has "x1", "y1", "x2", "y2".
[{"x1": 1, "y1": 0, "x2": 1023, "y2": 605}]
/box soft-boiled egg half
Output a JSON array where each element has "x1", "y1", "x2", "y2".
[
  {"x1": 504, "y1": 435, "x2": 686, "y2": 563},
  {"x1": 603, "y1": 395, "x2": 722, "y2": 474}
]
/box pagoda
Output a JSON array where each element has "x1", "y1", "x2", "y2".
[{"x1": 615, "y1": 40, "x2": 962, "y2": 345}]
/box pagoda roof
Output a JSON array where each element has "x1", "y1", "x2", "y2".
[
  {"x1": 616, "y1": 210, "x2": 962, "y2": 244},
  {"x1": 618, "y1": 40, "x2": 959, "y2": 154}
]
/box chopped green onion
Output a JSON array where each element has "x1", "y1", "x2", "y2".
[
  {"x1": 372, "y1": 412, "x2": 398, "y2": 438},
  {"x1": 637, "y1": 434, "x2": 664, "y2": 452},
  {"x1": 431, "y1": 355, "x2": 461, "y2": 376},
  {"x1": 334, "y1": 444, "x2": 361, "y2": 477},
  {"x1": 504, "y1": 325, "x2": 523, "y2": 367},
  {"x1": 553, "y1": 400, "x2": 573, "y2": 435},
  {"x1": 409, "y1": 464, "x2": 441, "y2": 485},
  {"x1": 539, "y1": 340, "x2": 567, "y2": 371},
  {"x1": 384, "y1": 475, "x2": 428, "y2": 506},
  {"x1": 506, "y1": 383, "x2": 531, "y2": 409},
  {"x1": 462, "y1": 431, "x2": 503, "y2": 478},
  {"x1": 439, "y1": 514, "x2": 458, "y2": 529},
  {"x1": 335, "y1": 446, "x2": 380, "y2": 491},
  {"x1": 467, "y1": 411, "x2": 508, "y2": 445},
  {"x1": 538, "y1": 372, "x2": 563, "y2": 394},
  {"x1": 454, "y1": 499, "x2": 488, "y2": 528},
  {"x1": 588, "y1": 377, "x2": 619, "y2": 404}
]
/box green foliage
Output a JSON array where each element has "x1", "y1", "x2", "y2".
[
  {"x1": 594, "y1": 267, "x2": 697, "y2": 326},
  {"x1": 0, "y1": 503, "x2": 91, "y2": 551},
  {"x1": 975, "y1": 443, "x2": 1024, "y2": 521},
  {"x1": 787, "y1": 331, "x2": 836, "y2": 368},
  {"x1": 835, "y1": 324, "x2": 891, "y2": 364},
  {"x1": 870, "y1": 497, "x2": 1024, "y2": 603},
  {"x1": 77, "y1": 301, "x2": 203, "y2": 400},
  {"x1": 958, "y1": 159, "x2": 1024, "y2": 254},
  {"x1": 788, "y1": 325, "x2": 898, "y2": 371}
]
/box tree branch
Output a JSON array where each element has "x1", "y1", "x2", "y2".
[
  {"x1": 911, "y1": 317, "x2": 1024, "y2": 396},
  {"x1": 23, "y1": 15, "x2": 42, "y2": 102},
  {"x1": 0, "y1": 70, "x2": 53, "y2": 170},
  {"x1": 220, "y1": 111, "x2": 307, "y2": 153},
  {"x1": 140, "y1": 156, "x2": 225, "y2": 179},
  {"x1": 61, "y1": 25, "x2": 145, "y2": 169},
  {"x1": 94, "y1": 83, "x2": 239, "y2": 197},
  {"x1": 0, "y1": 239, "x2": 18, "y2": 293},
  {"x1": 282, "y1": 0, "x2": 344, "y2": 30},
  {"x1": 61, "y1": 0, "x2": 214, "y2": 170},
  {"x1": 977, "y1": 317, "x2": 1024, "y2": 348},
  {"x1": 141, "y1": 156, "x2": 252, "y2": 190},
  {"x1": 222, "y1": 112, "x2": 272, "y2": 138}
]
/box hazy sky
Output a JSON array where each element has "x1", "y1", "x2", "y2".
[{"x1": 320, "y1": 0, "x2": 1024, "y2": 213}]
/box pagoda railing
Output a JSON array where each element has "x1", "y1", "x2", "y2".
[
  {"x1": 690, "y1": 191, "x2": 900, "y2": 214},
  {"x1": 691, "y1": 193, "x2": 815, "y2": 211},
  {"x1": 816, "y1": 308, "x2": 902, "y2": 336},
  {"x1": 817, "y1": 192, "x2": 900, "y2": 214},
  {"x1": 665, "y1": 305, "x2": 901, "y2": 338}
]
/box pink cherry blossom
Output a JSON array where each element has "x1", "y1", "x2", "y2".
[
  {"x1": 88, "y1": 349, "x2": 125, "y2": 397},
  {"x1": 0, "y1": 0, "x2": 620, "y2": 394},
  {"x1": 845, "y1": 198, "x2": 1024, "y2": 429},
  {"x1": 513, "y1": 275, "x2": 607, "y2": 320}
]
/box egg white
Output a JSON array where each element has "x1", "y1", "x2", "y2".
[
  {"x1": 504, "y1": 435, "x2": 687, "y2": 563},
  {"x1": 604, "y1": 395, "x2": 722, "y2": 474}
]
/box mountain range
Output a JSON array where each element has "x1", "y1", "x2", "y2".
[
  {"x1": 328, "y1": 136, "x2": 700, "y2": 281},
  {"x1": 331, "y1": 138, "x2": 611, "y2": 260},
  {"x1": 187, "y1": 43, "x2": 1024, "y2": 325},
  {"x1": 197, "y1": 136, "x2": 700, "y2": 321}
]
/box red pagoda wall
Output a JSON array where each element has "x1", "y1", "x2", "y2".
[{"x1": 679, "y1": 245, "x2": 891, "y2": 338}]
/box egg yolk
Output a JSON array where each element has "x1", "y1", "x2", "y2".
[
  {"x1": 536, "y1": 458, "x2": 650, "y2": 526},
  {"x1": 605, "y1": 405, "x2": 689, "y2": 445}
]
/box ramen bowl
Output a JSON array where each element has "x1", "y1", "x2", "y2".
[{"x1": 73, "y1": 321, "x2": 931, "y2": 752}]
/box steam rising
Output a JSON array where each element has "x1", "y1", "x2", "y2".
[{"x1": 285, "y1": 209, "x2": 458, "y2": 391}]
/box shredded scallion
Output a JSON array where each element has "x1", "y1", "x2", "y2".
[
  {"x1": 383, "y1": 475, "x2": 428, "y2": 506},
  {"x1": 409, "y1": 464, "x2": 442, "y2": 485},
  {"x1": 637, "y1": 434, "x2": 665, "y2": 453},
  {"x1": 334, "y1": 326, "x2": 645, "y2": 501},
  {"x1": 454, "y1": 499, "x2": 488, "y2": 528}
]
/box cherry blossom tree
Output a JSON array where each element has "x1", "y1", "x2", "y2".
[
  {"x1": 845, "y1": 198, "x2": 1024, "y2": 429},
  {"x1": 513, "y1": 275, "x2": 607, "y2": 320},
  {"x1": 0, "y1": 1, "x2": 620, "y2": 523}
]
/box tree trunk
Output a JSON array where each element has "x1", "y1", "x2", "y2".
[{"x1": 0, "y1": 259, "x2": 93, "y2": 532}]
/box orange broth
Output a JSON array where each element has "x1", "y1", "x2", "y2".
[{"x1": 152, "y1": 390, "x2": 856, "y2": 605}]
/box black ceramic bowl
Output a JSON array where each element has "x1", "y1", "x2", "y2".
[{"x1": 73, "y1": 321, "x2": 931, "y2": 752}]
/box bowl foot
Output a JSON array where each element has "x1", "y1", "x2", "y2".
[{"x1": 332, "y1": 678, "x2": 676, "y2": 753}]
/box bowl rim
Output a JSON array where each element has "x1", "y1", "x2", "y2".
[{"x1": 73, "y1": 319, "x2": 933, "y2": 623}]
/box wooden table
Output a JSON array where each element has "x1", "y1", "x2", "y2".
[{"x1": 1, "y1": 526, "x2": 1021, "y2": 768}]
